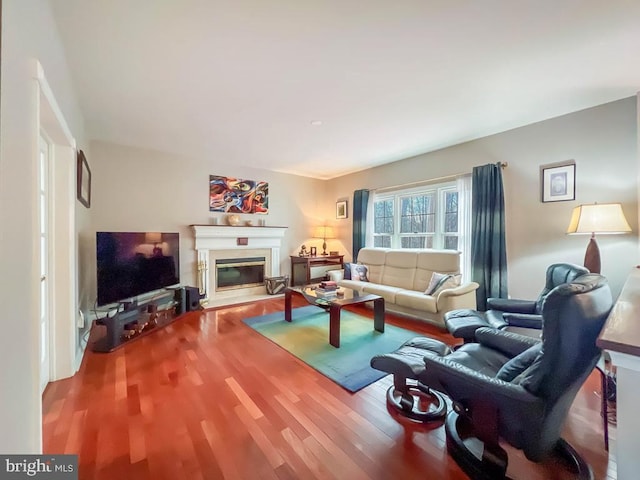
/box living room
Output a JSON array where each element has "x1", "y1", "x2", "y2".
[{"x1": 2, "y1": 1, "x2": 640, "y2": 479}]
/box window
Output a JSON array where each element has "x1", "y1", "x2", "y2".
[
  {"x1": 372, "y1": 183, "x2": 459, "y2": 250},
  {"x1": 373, "y1": 199, "x2": 394, "y2": 248}
]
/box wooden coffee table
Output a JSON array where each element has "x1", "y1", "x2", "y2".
[{"x1": 284, "y1": 285, "x2": 385, "y2": 348}]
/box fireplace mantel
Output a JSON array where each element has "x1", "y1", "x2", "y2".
[
  {"x1": 190, "y1": 224, "x2": 288, "y2": 303},
  {"x1": 191, "y1": 224, "x2": 288, "y2": 250}
]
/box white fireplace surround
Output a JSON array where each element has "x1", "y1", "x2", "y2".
[{"x1": 191, "y1": 225, "x2": 287, "y2": 303}]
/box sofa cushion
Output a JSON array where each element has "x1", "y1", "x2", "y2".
[
  {"x1": 380, "y1": 250, "x2": 418, "y2": 289},
  {"x1": 338, "y1": 279, "x2": 366, "y2": 292},
  {"x1": 361, "y1": 284, "x2": 403, "y2": 303},
  {"x1": 395, "y1": 290, "x2": 438, "y2": 313}
]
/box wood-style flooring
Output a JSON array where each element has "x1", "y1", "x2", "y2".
[{"x1": 42, "y1": 297, "x2": 616, "y2": 479}]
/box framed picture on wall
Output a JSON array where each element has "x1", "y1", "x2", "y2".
[
  {"x1": 77, "y1": 149, "x2": 91, "y2": 208},
  {"x1": 541, "y1": 160, "x2": 575, "y2": 203},
  {"x1": 336, "y1": 200, "x2": 348, "y2": 219}
]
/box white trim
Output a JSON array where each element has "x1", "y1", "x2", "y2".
[
  {"x1": 372, "y1": 181, "x2": 459, "y2": 249},
  {"x1": 38, "y1": 134, "x2": 52, "y2": 394},
  {"x1": 192, "y1": 225, "x2": 287, "y2": 303},
  {"x1": 33, "y1": 61, "x2": 79, "y2": 383},
  {"x1": 608, "y1": 350, "x2": 640, "y2": 372},
  {"x1": 34, "y1": 62, "x2": 76, "y2": 149}
]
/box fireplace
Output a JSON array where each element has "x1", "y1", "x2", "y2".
[
  {"x1": 191, "y1": 224, "x2": 288, "y2": 303},
  {"x1": 216, "y1": 257, "x2": 266, "y2": 291}
]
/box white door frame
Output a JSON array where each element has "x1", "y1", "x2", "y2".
[
  {"x1": 34, "y1": 61, "x2": 78, "y2": 383},
  {"x1": 38, "y1": 133, "x2": 52, "y2": 393}
]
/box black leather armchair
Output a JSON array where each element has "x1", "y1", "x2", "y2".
[
  {"x1": 421, "y1": 274, "x2": 612, "y2": 478},
  {"x1": 445, "y1": 263, "x2": 589, "y2": 342},
  {"x1": 486, "y1": 262, "x2": 589, "y2": 332}
]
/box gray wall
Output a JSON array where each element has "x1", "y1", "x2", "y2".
[
  {"x1": 85, "y1": 140, "x2": 331, "y2": 306},
  {"x1": 327, "y1": 98, "x2": 638, "y2": 299}
]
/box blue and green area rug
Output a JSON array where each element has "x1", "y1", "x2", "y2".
[{"x1": 242, "y1": 305, "x2": 419, "y2": 392}]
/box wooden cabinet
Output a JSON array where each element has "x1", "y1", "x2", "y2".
[{"x1": 290, "y1": 255, "x2": 344, "y2": 286}]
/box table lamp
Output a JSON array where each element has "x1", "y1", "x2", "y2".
[
  {"x1": 313, "y1": 225, "x2": 336, "y2": 256},
  {"x1": 566, "y1": 203, "x2": 631, "y2": 273},
  {"x1": 145, "y1": 232, "x2": 163, "y2": 256}
]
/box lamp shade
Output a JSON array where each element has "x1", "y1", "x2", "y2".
[
  {"x1": 566, "y1": 203, "x2": 631, "y2": 235},
  {"x1": 313, "y1": 226, "x2": 336, "y2": 239},
  {"x1": 145, "y1": 232, "x2": 162, "y2": 244}
]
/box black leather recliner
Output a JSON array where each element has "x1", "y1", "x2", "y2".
[
  {"x1": 445, "y1": 263, "x2": 589, "y2": 342},
  {"x1": 373, "y1": 273, "x2": 612, "y2": 479}
]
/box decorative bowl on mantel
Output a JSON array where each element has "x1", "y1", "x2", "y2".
[{"x1": 227, "y1": 214, "x2": 241, "y2": 226}]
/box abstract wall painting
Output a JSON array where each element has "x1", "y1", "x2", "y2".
[{"x1": 209, "y1": 175, "x2": 269, "y2": 213}]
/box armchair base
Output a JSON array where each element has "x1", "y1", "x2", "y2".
[
  {"x1": 445, "y1": 411, "x2": 594, "y2": 480},
  {"x1": 385, "y1": 380, "x2": 446, "y2": 422},
  {"x1": 371, "y1": 337, "x2": 450, "y2": 423}
]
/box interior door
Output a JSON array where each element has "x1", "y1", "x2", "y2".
[{"x1": 39, "y1": 135, "x2": 51, "y2": 393}]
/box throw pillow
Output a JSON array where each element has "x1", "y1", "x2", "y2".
[
  {"x1": 425, "y1": 272, "x2": 448, "y2": 295},
  {"x1": 424, "y1": 272, "x2": 461, "y2": 296},
  {"x1": 343, "y1": 263, "x2": 352, "y2": 280},
  {"x1": 433, "y1": 274, "x2": 461, "y2": 295},
  {"x1": 344, "y1": 263, "x2": 368, "y2": 281},
  {"x1": 351, "y1": 263, "x2": 369, "y2": 282}
]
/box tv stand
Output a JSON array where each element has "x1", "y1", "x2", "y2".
[
  {"x1": 92, "y1": 292, "x2": 180, "y2": 353},
  {"x1": 120, "y1": 299, "x2": 138, "y2": 311}
]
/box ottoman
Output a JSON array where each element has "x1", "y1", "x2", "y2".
[
  {"x1": 444, "y1": 309, "x2": 492, "y2": 343},
  {"x1": 370, "y1": 337, "x2": 450, "y2": 422}
]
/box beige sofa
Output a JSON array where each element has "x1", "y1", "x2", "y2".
[{"x1": 332, "y1": 247, "x2": 479, "y2": 327}]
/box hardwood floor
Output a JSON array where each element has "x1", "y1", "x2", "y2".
[{"x1": 43, "y1": 298, "x2": 616, "y2": 479}]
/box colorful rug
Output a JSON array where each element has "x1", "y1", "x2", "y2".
[{"x1": 242, "y1": 305, "x2": 419, "y2": 392}]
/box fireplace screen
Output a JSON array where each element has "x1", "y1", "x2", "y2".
[{"x1": 216, "y1": 257, "x2": 266, "y2": 291}]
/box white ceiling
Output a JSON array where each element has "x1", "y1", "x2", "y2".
[{"x1": 50, "y1": 0, "x2": 640, "y2": 180}]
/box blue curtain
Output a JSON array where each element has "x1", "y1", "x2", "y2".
[
  {"x1": 471, "y1": 163, "x2": 508, "y2": 310},
  {"x1": 352, "y1": 189, "x2": 370, "y2": 260}
]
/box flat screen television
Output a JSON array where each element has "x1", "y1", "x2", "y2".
[{"x1": 96, "y1": 231, "x2": 180, "y2": 306}]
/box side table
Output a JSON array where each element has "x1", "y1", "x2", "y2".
[{"x1": 290, "y1": 255, "x2": 344, "y2": 286}]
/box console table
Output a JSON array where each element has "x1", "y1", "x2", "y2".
[{"x1": 290, "y1": 254, "x2": 344, "y2": 286}]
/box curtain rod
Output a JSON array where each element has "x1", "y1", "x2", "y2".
[{"x1": 373, "y1": 162, "x2": 507, "y2": 194}]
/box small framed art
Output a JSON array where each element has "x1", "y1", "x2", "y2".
[
  {"x1": 77, "y1": 150, "x2": 91, "y2": 208},
  {"x1": 336, "y1": 200, "x2": 348, "y2": 219},
  {"x1": 541, "y1": 160, "x2": 575, "y2": 203}
]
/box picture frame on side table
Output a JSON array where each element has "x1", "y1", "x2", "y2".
[
  {"x1": 77, "y1": 149, "x2": 91, "y2": 208},
  {"x1": 336, "y1": 200, "x2": 348, "y2": 219},
  {"x1": 541, "y1": 160, "x2": 575, "y2": 203}
]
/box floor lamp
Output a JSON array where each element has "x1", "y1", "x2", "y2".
[{"x1": 566, "y1": 203, "x2": 631, "y2": 273}]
